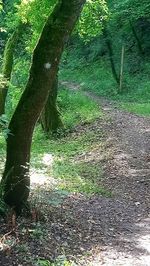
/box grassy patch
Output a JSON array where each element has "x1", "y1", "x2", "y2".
[
  {"x1": 0, "y1": 134, "x2": 6, "y2": 154},
  {"x1": 58, "y1": 87, "x2": 101, "y2": 128},
  {"x1": 59, "y1": 61, "x2": 117, "y2": 97},
  {"x1": 60, "y1": 56, "x2": 150, "y2": 116},
  {"x1": 32, "y1": 127, "x2": 108, "y2": 196},
  {"x1": 53, "y1": 158, "x2": 105, "y2": 195},
  {"x1": 121, "y1": 102, "x2": 150, "y2": 116},
  {"x1": 0, "y1": 88, "x2": 106, "y2": 198},
  {"x1": 31, "y1": 89, "x2": 107, "y2": 195},
  {"x1": 36, "y1": 256, "x2": 74, "y2": 266}
]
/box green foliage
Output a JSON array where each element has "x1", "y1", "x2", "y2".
[
  {"x1": 0, "y1": 73, "x2": 7, "y2": 88},
  {"x1": 60, "y1": 8, "x2": 150, "y2": 117},
  {"x1": 4, "y1": 0, "x2": 108, "y2": 53},
  {"x1": 60, "y1": 58, "x2": 150, "y2": 116},
  {"x1": 111, "y1": 0, "x2": 150, "y2": 22},
  {"x1": 16, "y1": 0, "x2": 56, "y2": 51},
  {"x1": 0, "y1": 131, "x2": 6, "y2": 154},
  {"x1": 31, "y1": 223, "x2": 48, "y2": 240},
  {"x1": 0, "y1": 114, "x2": 10, "y2": 139},
  {"x1": 0, "y1": 0, "x2": 2, "y2": 11},
  {"x1": 58, "y1": 88, "x2": 100, "y2": 128},
  {"x1": 60, "y1": 59, "x2": 117, "y2": 97},
  {"x1": 3, "y1": 58, "x2": 30, "y2": 119},
  {"x1": 37, "y1": 256, "x2": 75, "y2": 266},
  {"x1": 78, "y1": 0, "x2": 108, "y2": 40},
  {"x1": 1, "y1": 0, "x2": 21, "y2": 32},
  {"x1": 16, "y1": 243, "x2": 29, "y2": 253},
  {"x1": 12, "y1": 58, "x2": 30, "y2": 87},
  {"x1": 37, "y1": 260, "x2": 52, "y2": 266}
]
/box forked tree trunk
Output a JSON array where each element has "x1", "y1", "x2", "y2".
[
  {"x1": 41, "y1": 76, "x2": 63, "y2": 134},
  {"x1": 0, "y1": 23, "x2": 22, "y2": 115},
  {"x1": 2, "y1": 0, "x2": 85, "y2": 212}
]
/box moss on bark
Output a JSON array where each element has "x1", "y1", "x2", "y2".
[
  {"x1": 2, "y1": 0, "x2": 86, "y2": 212},
  {"x1": 41, "y1": 76, "x2": 63, "y2": 134},
  {"x1": 0, "y1": 23, "x2": 22, "y2": 116}
]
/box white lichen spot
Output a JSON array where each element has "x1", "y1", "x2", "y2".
[{"x1": 44, "y1": 62, "x2": 51, "y2": 69}]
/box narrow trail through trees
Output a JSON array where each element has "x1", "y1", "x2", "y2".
[
  {"x1": 0, "y1": 82, "x2": 149, "y2": 265},
  {"x1": 61, "y1": 81, "x2": 150, "y2": 265}
]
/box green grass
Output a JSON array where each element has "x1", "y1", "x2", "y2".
[
  {"x1": 53, "y1": 161, "x2": 106, "y2": 194},
  {"x1": 58, "y1": 87, "x2": 101, "y2": 128},
  {"x1": 121, "y1": 102, "x2": 150, "y2": 116},
  {"x1": 37, "y1": 257, "x2": 75, "y2": 266},
  {"x1": 0, "y1": 133, "x2": 6, "y2": 154},
  {"x1": 0, "y1": 88, "x2": 106, "y2": 197},
  {"x1": 59, "y1": 60, "x2": 117, "y2": 97},
  {"x1": 60, "y1": 54, "x2": 150, "y2": 116},
  {"x1": 32, "y1": 128, "x2": 107, "y2": 195},
  {"x1": 0, "y1": 88, "x2": 108, "y2": 212},
  {"x1": 31, "y1": 89, "x2": 106, "y2": 195}
]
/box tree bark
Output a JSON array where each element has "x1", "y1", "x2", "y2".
[
  {"x1": 2, "y1": 0, "x2": 85, "y2": 212},
  {"x1": 0, "y1": 23, "x2": 22, "y2": 116},
  {"x1": 41, "y1": 76, "x2": 63, "y2": 134}
]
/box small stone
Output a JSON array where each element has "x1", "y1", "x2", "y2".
[{"x1": 135, "y1": 202, "x2": 140, "y2": 206}]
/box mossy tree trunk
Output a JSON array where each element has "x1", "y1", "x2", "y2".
[
  {"x1": 41, "y1": 76, "x2": 63, "y2": 134},
  {"x1": 0, "y1": 81, "x2": 6, "y2": 115},
  {"x1": 0, "y1": 23, "x2": 22, "y2": 116},
  {"x1": 2, "y1": 0, "x2": 86, "y2": 212}
]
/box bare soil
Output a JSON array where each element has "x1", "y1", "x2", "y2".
[{"x1": 0, "y1": 85, "x2": 150, "y2": 265}]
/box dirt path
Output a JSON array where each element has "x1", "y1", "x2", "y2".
[
  {"x1": 0, "y1": 82, "x2": 149, "y2": 265},
  {"x1": 61, "y1": 82, "x2": 150, "y2": 265}
]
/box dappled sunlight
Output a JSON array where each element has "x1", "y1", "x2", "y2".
[
  {"x1": 83, "y1": 247, "x2": 142, "y2": 266},
  {"x1": 42, "y1": 153, "x2": 54, "y2": 166},
  {"x1": 30, "y1": 171, "x2": 57, "y2": 187},
  {"x1": 136, "y1": 217, "x2": 150, "y2": 254},
  {"x1": 30, "y1": 153, "x2": 56, "y2": 187},
  {"x1": 73, "y1": 144, "x2": 107, "y2": 164},
  {"x1": 61, "y1": 194, "x2": 150, "y2": 265},
  {"x1": 89, "y1": 215, "x2": 150, "y2": 265}
]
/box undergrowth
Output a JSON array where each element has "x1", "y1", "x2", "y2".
[
  {"x1": 121, "y1": 102, "x2": 150, "y2": 116},
  {"x1": 60, "y1": 46, "x2": 150, "y2": 116},
  {"x1": 32, "y1": 128, "x2": 107, "y2": 195},
  {"x1": 31, "y1": 88, "x2": 106, "y2": 196},
  {"x1": 0, "y1": 88, "x2": 106, "y2": 210},
  {"x1": 58, "y1": 87, "x2": 100, "y2": 128},
  {"x1": 0, "y1": 75, "x2": 108, "y2": 265}
]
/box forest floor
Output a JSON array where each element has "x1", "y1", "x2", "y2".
[{"x1": 0, "y1": 82, "x2": 150, "y2": 266}]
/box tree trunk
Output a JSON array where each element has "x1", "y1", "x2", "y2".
[
  {"x1": 129, "y1": 20, "x2": 144, "y2": 56},
  {"x1": 103, "y1": 27, "x2": 119, "y2": 85},
  {"x1": 41, "y1": 76, "x2": 63, "y2": 134},
  {"x1": 2, "y1": 0, "x2": 85, "y2": 212},
  {"x1": 0, "y1": 23, "x2": 22, "y2": 116},
  {"x1": 0, "y1": 80, "x2": 6, "y2": 116}
]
